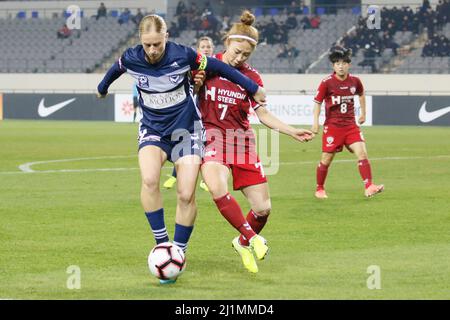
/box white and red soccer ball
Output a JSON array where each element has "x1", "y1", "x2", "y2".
[{"x1": 147, "y1": 242, "x2": 186, "y2": 280}]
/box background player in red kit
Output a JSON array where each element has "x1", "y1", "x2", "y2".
[
  {"x1": 199, "y1": 11, "x2": 314, "y2": 273},
  {"x1": 162, "y1": 36, "x2": 215, "y2": 192},
  {"x1": 311, "y1": 46, "x2": 384, "y2": 199}
]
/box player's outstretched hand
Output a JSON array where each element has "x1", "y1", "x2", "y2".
[
  {"x1": 253, "y1": 86, "x2": 267, "y2": 106},
  {"x1": 97, "y1": 91, "x2": 107, "y2": 99},
  {"x1": 358, "y1": 114, "x2": 366, "y2": 125},
  {"x1": 291, "y1": 128, "x2": 315, "y2": 142}
]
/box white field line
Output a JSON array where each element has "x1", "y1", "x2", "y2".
[
  {"x1": 18, "y1": 155, "x2": 135, "y2": 173},
  {"x1": 0, "y1": 155, "x2": 448, "y2": 176}
]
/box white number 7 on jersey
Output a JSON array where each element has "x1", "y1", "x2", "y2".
[{"x1": 218, "y1": 103, "x2": 228, "y2": 120}]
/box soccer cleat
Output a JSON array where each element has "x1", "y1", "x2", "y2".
[
  {"x1": 232, "y1": 237, "x2": 258, "y2": 273},
  {"x1": 162, "y1": 175, "x2": 177, "y2": 189},
  {"x1": 159, "y1": 278, "x2": 177, "y2": 284},
  {"x1": 199, "y1": 180, "x2": 209, "y2": 192},
  {"x1": 249, "y1": 235, "x2": 269, "y2": 260},
  {"x1": 315, "y1": 189, "x2": 328, "y2": 199},
  {"x1": 365, "y1": 184, "x2": 384, "y2": 197}
]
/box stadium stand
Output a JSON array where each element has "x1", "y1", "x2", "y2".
[
  {"x1": 0, "y1": 0, "x2": 448, "y2": 74},
  {"x1": 0, "y1": 14, "x2": 136, "y2": 73}
]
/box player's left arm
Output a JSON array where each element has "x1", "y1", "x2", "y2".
[
  {"x1": 356, "y1": 77, "x2": 366, "y2": 125},
  {"x1": 358, "y1": 94, "x2": 366, "y2": 125},
  {"x1": 255, "y1": 106, "x2": 314, "y2": 142}
]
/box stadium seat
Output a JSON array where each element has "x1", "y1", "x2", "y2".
[
  {"x1": 269, "y1": 8, "x2": 279, "y2": 16},
  {"x1": 316, "y1": 7, "x2": 325, "y2": 15},
  {"x1": 351, "y1": 7, "x2": 361, "y2": 15},
  {"x1": 16, "y1": 11, "x2": 26, "y2": 19},
  {"x1": 254, "y1": 7, "x2": 263, "y2": 17}
]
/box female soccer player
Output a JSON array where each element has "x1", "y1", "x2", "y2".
[
  {"x1": 199, "y1": 11, "x2": 314, "y2": 273},
  {"x1": 311, "y1": 46, "x2": 384, "y2": 199},
  {"x1": 163, "y1": 36, "x2": 216, "y2": 192},
  {"x1": 97, "y1": 14, "x2": 266, "y2": 283}
]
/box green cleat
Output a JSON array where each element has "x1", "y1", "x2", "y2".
[
  {"x1": 199, "y1": 180, "x2": 209, "y2": 192},
  {"x1": 162, "y1": 175, "x2": 177, "y2": 189},
  {"x1": 232, "y1": 237, "x2": 258, "y2": 273},
  {"x1": 249, "y1": 235, "x2": 269, "y2": 260}
]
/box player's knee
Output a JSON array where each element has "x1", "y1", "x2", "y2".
[
  {"x1": 321, "y1": 157, "x2": 332, "y2": 166},
  {"x1": 320, "y1": 153, "x2": 333, "y2": 165},
  {"x1": 357, "y1": 152, "x2": 368, "y2": 160},
  {"x1": 142, "y1": 176, "x2": 159, "y2": 191},
  {"x1": 206, "y1": 183, "x2": 228, "y2": 199},
  {"x1": 177, "y1": 189, "x2": 195, "y2": 205}
]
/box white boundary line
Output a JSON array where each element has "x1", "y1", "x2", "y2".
[
  {"x1": 18, "y1": 155, "x2": 135, "y2": 173},
  {"x1": 0, "y1": 154, "x2": 448, "y2": 176}
]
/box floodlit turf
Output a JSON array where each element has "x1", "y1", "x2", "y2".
[{"x1": 1, "y1": 120, "x2": 449, "y2": 299}]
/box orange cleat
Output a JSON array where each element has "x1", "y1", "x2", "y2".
[
  {"x1": 365, "y1": 184, "x2": 384, "y2": 197},
  {"x1": 315, "y1": 189, "x2": 328, "y2": 199}
]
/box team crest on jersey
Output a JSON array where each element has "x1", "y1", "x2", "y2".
[
  {"x1": 326, "y1": 136, "x2": 334, "y2": 146},
  {"x1": 169, "y1": 74, "x2": 181, "y2": 84},
  {"x1": 138, "y1": 75, "x2": 149, "y2": 88},
  {"x1": 350, "y1": 86, "x2": 356, "y2": 94}
]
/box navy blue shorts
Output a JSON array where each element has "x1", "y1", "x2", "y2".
[{"x1": 138, "y1": 124, "x2": 204, "y2": 163}]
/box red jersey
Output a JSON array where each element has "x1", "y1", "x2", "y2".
[
  {"x1": 313, "y1": 73, "x2": 364, "y2": 127},
  {"x1": 199, "y1": 52, "x2": 263, "y2": 134}
]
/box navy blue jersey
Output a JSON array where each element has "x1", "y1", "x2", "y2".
[{"x1": 98, "y1": 41, "x2": 259, "y2": 138}]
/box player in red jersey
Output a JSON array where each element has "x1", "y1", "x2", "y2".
[
  {"x1": 162, "y1": 36, "x2": 214, "y2": 192},
  {"x1": 311, "y1": 46, "x2": 384, "y2": 199},
  {"x1": 199, "y1": 11, "x2": 314, "y2": 273}
]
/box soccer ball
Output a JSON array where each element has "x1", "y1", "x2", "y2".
[{"x1": 147, "y1": 242, "x2": 186, "y2": 280}]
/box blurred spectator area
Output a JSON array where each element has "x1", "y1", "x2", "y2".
[
  {"x1": 0, "y1": 0, "x2": 449, "y2": 74},
  {"x1": 0, "y1": 11, "x2": 139, "y2": 73}
]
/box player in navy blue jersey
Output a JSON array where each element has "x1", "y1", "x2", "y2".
[
  {"x1": 97, "y1": 14, "x2": 266, "y2": 283},
  {"x1": 162, "y1": 36, "x2": 215, "y2": 192}
]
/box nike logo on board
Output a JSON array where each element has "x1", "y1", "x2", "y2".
[
  {"x1": 418, "y1": 102, "x2": 450, "y2": 123},
  {"x1": 38, "y1": 98, "x2": 76, "y2": 117}
]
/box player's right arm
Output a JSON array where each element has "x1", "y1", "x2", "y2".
[
  {"x1": 187, "y1": 49, "x2": 266, "y2": 106},
  {"x1": 311, "y1": 79, "x2": 327, "y2": 134},
  {"x1": 97, "y1": 58, "x2": 127, "y2": 97},
  {"x1": 311, "y1": 102, "x2": 322, "y2": 134}
]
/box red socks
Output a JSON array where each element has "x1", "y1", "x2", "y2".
[
  {"x1": 214, "y1": 193, "x2": 256, "y2": 241},
  {"x1": 358, "y1": 159, "x2": 373, "y2": 188},
  {"x1": 239, "y1": 210, "x2": 269, "y2": 246},
  {"x1": 316, "y1": 162, "x2": 329, "y2": 190}
]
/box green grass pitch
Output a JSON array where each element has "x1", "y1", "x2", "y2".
[{"x1": 0, "y1": 120, "x2": 449, "y2": 299}]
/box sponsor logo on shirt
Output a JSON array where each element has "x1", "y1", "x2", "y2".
[{"x1": 140, "y1": 85, "x2": 186, "y2": 109}]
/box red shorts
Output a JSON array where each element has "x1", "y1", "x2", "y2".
[
  {"x1": 322, "y1": 124, "x2": 365, "y2": 153},
  {"x1": 202, "y1": 140, "x2": 267, "y2": 190}
]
